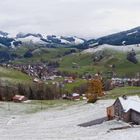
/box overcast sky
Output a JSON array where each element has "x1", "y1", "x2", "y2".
[{"x1": 0, "y1": 0, "x2": 140, "y2": 38}]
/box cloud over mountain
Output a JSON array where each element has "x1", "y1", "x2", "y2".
[{"x1": 0, "y1": 0, "x2": 140, "y2": 38}]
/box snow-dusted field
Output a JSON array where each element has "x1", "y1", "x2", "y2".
[{"x1": 0, "y1": 100, "x2": 140, "y2": 140}]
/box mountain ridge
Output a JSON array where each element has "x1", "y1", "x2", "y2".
[
  {"x1": 0, "y1": 26, "x2": 140, "y2": 48},
  {"x1": 0, "y1": 31, "x2": 86, "y2": 48},
  {"x1": 88, "y1": 26, "x2": 140, "y2": 47}
]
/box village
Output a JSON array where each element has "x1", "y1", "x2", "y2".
[
  {"x1": 1, "y1": 63, "x2": 140, "y2": 85},
  {"x1": 0, "y1": 63, "x2": 140, "y2": 101},
  {"x1": 1, "y1": 0, "x2": 140, "y2": 139}
]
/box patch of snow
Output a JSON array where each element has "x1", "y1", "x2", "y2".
[
  {"x1": 83, "y1": 44, "x2": 140, "y2": 54},
  {"x1": 0, "y1": 34, "x2": 4, "y2": 37},
  {"x1": 10, "y1": 41, "x2": 16, "y2": 48},
  {"x1": 17, "y1": 36, "x2": 46, "y2": 44},
  {"x1": 59, "y1": 38, "x2": 70, "y2": 44},
  {"x1": 89, "y1": 42, "x2": 99, "y2": 47},
  {"x1": 23, "y1": 100, "x2": 31, "y2": 103},
  {"x1": 0, "y1": 100, "x2": 140, "y2": 140},
  {"x1": 47, "y1": 36, "x2": 71, "y2": 44},
  {"x1": 7, "y1": 33, "x2": 14, "y2": 38},
  {"x1": 122, "y1": 41, "x2": 126, "y2": 45},
  {"x1": 73, "y1": 37, "x2": 84, "y2": 44},
  {"x1": 0, "y1": 43, "x2": 6, "y2": 47},
  {"x1": 127, "y1": 31, "x2": 138, "y2": 36},
  {"x1": 119, "y1": 95, "x2": 140, "y2": 113}
]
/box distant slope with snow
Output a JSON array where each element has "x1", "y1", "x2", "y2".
[
  {"x1": 83, "y1": 44, "x2": 140, "y2": 53},
  {"x1": 87, "y1": 26, "x2": 140, "y2": 47},
  {"x1": 46, "y1": 35, "x2": 85, "y2": 45},
  {"x1": 0, "y1": 31, "x2": 85, "y2": 48},
  {"x1": 1, "y1": 26, "x2": 140, "y2": 48},
  {"x1": 17, "y1": 35, "x2": 46, "y2": 45}
]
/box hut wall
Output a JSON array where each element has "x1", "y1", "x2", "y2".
[{"x1": 131, "y1": 110, "x2": 140, "y2": 125}]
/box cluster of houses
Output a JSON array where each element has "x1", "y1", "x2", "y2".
[
  {"x1": 111, "y1": 77, "x2": 140, "y2": 87},
  {"x1": 0, "y1": 63, "x2": 78, "y2": 83},
  {"x1": 0, "y1": 63, "x2": 61, "y2": 81},
  {"x1": 107, "y1": 95, "x2": 140, "y2": 125}
]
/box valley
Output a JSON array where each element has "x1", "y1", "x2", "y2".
[
  {"x1": 0, "y1": 27, "x2": 140, "y2": 140},
  {"x1": 1, "y1": 0, "x2": 140, "y2": 139}
]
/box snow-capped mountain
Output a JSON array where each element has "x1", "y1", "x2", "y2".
[
  {"x1": 0, "y1": 31, "x2": 8, "y2": 37},
  {"x1": 0, "y1": 31, "x2": 85, "y2": 48},
  {"x1": 87, "y1": 26, "x2": 140, "y2": 47},
  {"x1": 16, "y1": 33, "x2": 47, "y2": 46},
  {"x1": 1, "y1": 26, "x2": 140, "y2": 48},
  {"x1": 16, "y1": 33, "x2": 85, "y2": 46},
  {"x1": 0, "y1": 31, "x2": 21, "y2": 48},
  {"x1": 46, "y1": 35, "x2": 85, "y2": 45}
]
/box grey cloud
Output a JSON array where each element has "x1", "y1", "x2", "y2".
[{"x1": 0, "y1": 0, "x2": 140, "y2": 38}]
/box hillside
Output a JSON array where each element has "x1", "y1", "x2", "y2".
[
  {"x1": 0, "y1": 46, "x2": 79, "y2": 64},
  {"x1": 0, "y1": 99, "x2": 140, "y2": 140},
  {"x1": 0, "y1": 66, "x2": 32, "y2": 84},
  {"x1": 1, "y1": 26, "x2": 140, "y2": 49},
  {"x1": 88, "y1": 26, "x2": 140, "y2": 47},
  {"x1": 0, "y1": 44, "x2": 139, "y2": 78},
  {"x1": 0, "y1": 31, "x2": 85, "y2": 48},
  {"x1": 59, "y1": 45, "x2": 140, "y2": 77}
]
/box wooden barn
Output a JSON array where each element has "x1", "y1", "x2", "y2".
[
  {"x1": 12, "y1": 95, "x2": 27, "y2": 103},
  {"x1": 107, "y1": 95, "x2": 140, "y2": 125},
  {"x1": 62, "y1": 93, "x2": 80, "y2": 100},
  {"x1": 72, "y1": 93, "x2": 80, "y2": 100}
]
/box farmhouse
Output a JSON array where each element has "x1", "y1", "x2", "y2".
[
  {"x1": 12, "y1": 95, "x2": 27, "y2": 102},
  {"x1": 107, "y1": 95, "x2": 140, "y2": 125},
  {"x1": 72, "y1": 93, "x2": 80, "y2": 100},
  {"x1": 62, "y1": 93, "x2": 80, "y2": 100}
]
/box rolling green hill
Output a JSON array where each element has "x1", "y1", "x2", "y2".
[
  {"x1": 0, "y1": 46, "x2": 140, "y2": 78},
  {"x1": 0, "y1": 67, "x2": 32, "y2": 84},
  {"x1": 11, "y1": 47, "x2": 78, "y2": 64},
  {"x1": 59, "y1": 48, "x2": 140, "y2": 77}
]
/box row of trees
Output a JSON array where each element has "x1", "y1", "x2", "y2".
[
  {"x1": 0, "y1": 82, "x2": 90, "y2": 101},
  {"x1": 0, "y1": 82, "x2": 63, "y2": 101},
  {"x1": 0, "y1": 78, "x2": 114, "y2": 101}
]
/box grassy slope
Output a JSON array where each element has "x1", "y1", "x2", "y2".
[
  {"x1": 59, "y1": 53, "x2": 96, "y2": 75},
  {"x1": 104, "y1": 86, "x2": 140, "y2": 99},
  {"x1": 0, "y1": 100, "x2": 80, "y2": 114},
  {"x1": 6, "y1": 46, "x2": 140, "y2": 77},
  {"x1": 26, "y1": 99, "x2": 80, "y2": 113},
  {"x1": 12, "y1": 47, "x2": 77, "y2": 64},
  {"x1": 59, "y1": 49, "x2": 140, "y2": 77},
  {"x1": 0, "y1": 47, "x2": 140, "y2": 92},
  {"x1": 0, "y1": 67, "x2": 32, "y2": 84},
  {"x1": 64, "y1": 79, "x2": 87, "y2": 93}
]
